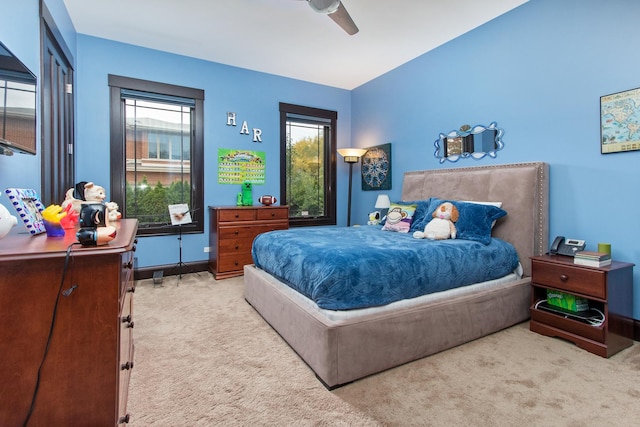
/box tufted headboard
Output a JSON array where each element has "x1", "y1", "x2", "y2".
[{"x1": 401, "y1": 162, "x2": 549, "y2": 277}]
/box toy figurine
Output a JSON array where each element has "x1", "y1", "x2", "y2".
[
  {"x1": 42, "y1": 204, "x2": 67, "y2": 237},
  {"x1": 241, "y1": 181, "x2": 253, "y2": 206},
  {"x1": 62, "y1": 181, "x2": 121, "y2": 222}
]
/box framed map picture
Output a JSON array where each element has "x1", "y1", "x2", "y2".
[
  {"x1": 361, "y1": 143, "x2": 391, "y2": 191},
  {"x1": 600, "y1": 87, "x2": 640, "y2": 154}
]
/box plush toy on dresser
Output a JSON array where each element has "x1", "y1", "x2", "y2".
[
  {"x1": 413, "y1": 202, "x2": 459, "y2": 240},
  {"x1": 62, "y1": 181, "x2": 121, "y2": 222},
  {"x1": 236, "y1": 181, "x2": 253, "y2": 206}
]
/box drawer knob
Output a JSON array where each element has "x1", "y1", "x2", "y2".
[
  {"x1": 122, "y1": 315, "x2": 132, "y2": 323},
  {"x1": 560, "y1": 274, "x2": 568, "y2": 282},
  {"x1": 234, "y1": 230, "x2": 239, "y2": 235},
  {"x1": 271, "y1": 213, "x2": 275, "y2": 217},
  {"x1": 235, "y1": 245, "x2": 239, "y2": 250},
  {"x1": 118, "y1": 414, "x2": 130, "y2": 424},
  {"x1": 126, "y1": 321, "x2": 135, "y2": 329},
  {"x1": 234, "y1": 261, "x2": 239, "y2": 266},
  {"x1": 121, "y1": 361, "x2": 133, "y2": 370},
  {"x1": 127, "y1": 286, "x2": 136, "y2": 293},
  {"x1": 235, "y1": 214, "x2": 240, "y2": 218}
]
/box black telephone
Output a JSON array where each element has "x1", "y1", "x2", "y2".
[{"x1": 549, "y1": 236, "x2": 586, "y2": 257}]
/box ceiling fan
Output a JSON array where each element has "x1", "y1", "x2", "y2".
[{"x1": 302, "y1": 0, "x2": 359, "y2": 35}]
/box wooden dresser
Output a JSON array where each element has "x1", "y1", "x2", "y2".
[
  {"x1": 0, "y1": 219, "x2": 138, "y2": 426},
  {"x1": 209, "y1": 206, "x2": 289, "y2": 279}
]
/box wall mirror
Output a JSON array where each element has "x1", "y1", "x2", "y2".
[{"x1": 434, "y1": 122, "x2": 504, "y2": 163}]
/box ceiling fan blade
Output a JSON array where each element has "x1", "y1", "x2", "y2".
[{"x1": 328, "y1": 2, "x2": 359, "y2": 35}]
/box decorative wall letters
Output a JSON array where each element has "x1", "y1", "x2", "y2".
[{"x1": 227, "y1": 111, "x2": 262, "y2": 142}]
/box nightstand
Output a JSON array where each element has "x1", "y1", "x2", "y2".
[{"x1": 529, "y1": 254, "x2": 634, "y2": 357}]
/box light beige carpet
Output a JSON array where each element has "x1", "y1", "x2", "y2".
[{"x1": 128, "y1": 273, "x2": 640, "y2": 426}]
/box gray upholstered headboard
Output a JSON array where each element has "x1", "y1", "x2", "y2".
[{"x1": 401, "y1": 162, "x2": 549, "y2": 277}]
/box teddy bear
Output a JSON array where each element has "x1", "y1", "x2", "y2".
[
  {"x1": 61, "y1": 181, "x2": 122, "y2": 223},
  {"x1": 413, "y1": 202, "x2": 459, "y2": 240}
]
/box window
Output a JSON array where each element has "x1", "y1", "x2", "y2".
[
  {"x1": 109, "y1": 75, "x2": 204, "y2": 236},
  {"x1": 279, "y1": 103, "x2": 337, "y2": 227}
]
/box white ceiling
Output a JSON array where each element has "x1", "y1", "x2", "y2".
[{"x1": 62, "y1": 0, "x2": 528, "y2": 90}]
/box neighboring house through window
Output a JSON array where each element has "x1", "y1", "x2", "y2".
[
  {"x1": 109, "y1": 75, "x2": 204, "y2": 235},
  {"x1": 279, "y1": 102, "x2": 337, "y2": 227}
]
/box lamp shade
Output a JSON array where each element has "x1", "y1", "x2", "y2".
[
  {"x1": 337, "y1": 148, "x2": 367, "y2": 163},
  {"x1": 375, "y1": 194, "x2": 391, "y2": 209}
]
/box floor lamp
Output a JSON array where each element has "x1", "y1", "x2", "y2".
[{"x1": 337, "y1": 148, "x2": 367, "y2": 226}]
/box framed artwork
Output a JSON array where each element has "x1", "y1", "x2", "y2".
[
  {"x1": 600, "y1": 87, "x2": 640, "y2": 154},
  {"x1": 4, "y1": 188, "x2": 46, "y2": 235},
  {"x1": 217, "y1": 148, "x2": 266, "y2": 184},
  {"x1": 361, "y1": 143, "x2": 391, "y2": 191}
]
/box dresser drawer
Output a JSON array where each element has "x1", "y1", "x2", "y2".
[
  {"x1": 219, "y1": 224, "x2": 282, "y2": 239},
  {"x1": 218, "y1": 252, "x2": 255, "y2": 272},
  {"x1": 531, "y1": 261, "x2": 606, "y2": 299},
  {"x1": 256, "y1": 207, "x2": 288, "y2": 220},
  {"x1": 219, "y1": 237, "x2": 254, "y2": 253},
  {"x1": 219, "y1": 209, "x2": 256, "y2": 222}
]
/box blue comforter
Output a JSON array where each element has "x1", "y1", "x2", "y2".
[{"x1": 252, "y1": 226, "x2": 519, "y2": 310}]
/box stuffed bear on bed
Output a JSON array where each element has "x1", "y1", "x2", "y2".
[{"x1": 413, "y1": 202, "x2": 458, "y2": 240}]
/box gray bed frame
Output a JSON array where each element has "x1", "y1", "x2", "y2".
[{"x1": 244, "y1": 162, "x2": 549, "y2": 389}]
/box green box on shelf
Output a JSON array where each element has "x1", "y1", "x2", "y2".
[{"x1": 546, "y1": 289, "x2": 589, "y2": 312}]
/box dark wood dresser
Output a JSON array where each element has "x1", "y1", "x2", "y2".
[
  {"x1": 208, "y1": 206, "x2": 289, "y2": 279},
  {"x1": 0, "y1": 219, "x2": 138, "y2": 426}
]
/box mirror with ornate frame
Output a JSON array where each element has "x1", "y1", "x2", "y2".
[{"x1": 434, "y1": 122, "x2": 504, "y2": 163}]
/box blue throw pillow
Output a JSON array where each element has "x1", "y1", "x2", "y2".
[
  {"x1": 408, "y1": 198, "x2": 435, "y2": 233},
  {"x1": 424, "y1": 198, "x2": 507, "y2": 244}
]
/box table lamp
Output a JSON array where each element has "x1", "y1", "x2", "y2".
[{"x1": 375, "y1": 194, "x2": 391, "y2": 221}]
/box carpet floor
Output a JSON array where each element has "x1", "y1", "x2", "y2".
[{"x1": 127, "y1": 272, "x2": 640, "y2": 426}]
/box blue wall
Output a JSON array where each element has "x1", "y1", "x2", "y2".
[
  {"x1": 351, "y1": 0, "x2": 640, "y2": 317},
  {"x1": 73, "y1": 36, "x2": 351, "y2": 267},
  {"x1": 2, "y1": 0, "x2": 640, "y2": 318}
]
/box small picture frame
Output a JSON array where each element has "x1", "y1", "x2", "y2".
[{"x1": 4, "y1": 188, "x2": 46, "y2": 235}]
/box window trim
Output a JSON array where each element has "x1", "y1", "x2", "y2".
[
  {"x1": 109, "y1": 74, "x2": 204, "y2": 236},
  {"x1": 279, "y1": 102, "x2": 337, "y2": 227}
]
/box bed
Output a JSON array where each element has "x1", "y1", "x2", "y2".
[{"x1": 244, "y1": 162, "x2": 549, "y2": 388}]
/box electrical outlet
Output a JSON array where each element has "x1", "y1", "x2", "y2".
[{"x1": 203, "y1": 246, "x2": 211, "y2": 253}]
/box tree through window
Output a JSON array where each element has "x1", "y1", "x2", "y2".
[
  {"x1": 109, "y1": 75, "x2": 204, "y2": 235},
  {"x1": 280, "y1": 103, "x2": 337, "y2": 227}
]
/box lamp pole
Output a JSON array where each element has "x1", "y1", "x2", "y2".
[
  {"x1": 347, "y1": 160, "x2": 354, "y2": 227},
  {"x1": 337, "y1": 148, "x2": 367, "y2": 227}
]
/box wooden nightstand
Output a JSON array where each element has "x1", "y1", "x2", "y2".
[{"x1": 529, "y1": 255, "x2": 634, "y2": 357}]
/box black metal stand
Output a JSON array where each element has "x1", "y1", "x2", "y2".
[{"x1": 168, "y1": 224, "x2": 188, "y2": 284}]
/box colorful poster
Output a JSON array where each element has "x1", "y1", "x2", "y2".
[{"x1": 217, "y1": 148, "x2": 266, "y2": 184}]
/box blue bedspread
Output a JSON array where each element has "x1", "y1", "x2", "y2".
[{"x1": 251, "y1": 226, "x2": 519, "y2": 310}]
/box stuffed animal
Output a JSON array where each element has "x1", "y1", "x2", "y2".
[
  {"x1": 241, "y1": 181, "x2": 253, "y2": 206},
  {"x1": 62, "y1": 181, "x2": 122, "y2": 222},
  {"x1": 413, "y1": 202, "x2": 459, "y2": 240},
  {"x1": 367, "y1": 210, "x2": 381, "y2": 225}
]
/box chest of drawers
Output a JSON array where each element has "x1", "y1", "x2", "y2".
[
  {"x1": 209, "y1": 206, "x2": 289, "y2": 279},
  {"x1": 529, "y1": 254, "x2": 634, "y2": 357},
  {"x1": 0, "y1": 219, "x2": 138, "y2": 426}
]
